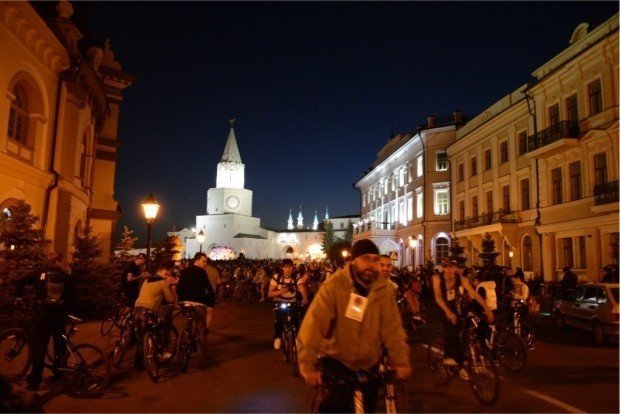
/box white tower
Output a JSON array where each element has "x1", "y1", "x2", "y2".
[
  {"x1": 287, "y1": 209, "x2": 294, "y2": 230},
  {"x1": 207, "y1": 119, "x2": 253, "y2": 216},
  {"x1": 312, "y1": 210, "x2": 319, "y2": 230},
  {"x1": 296, "y1": 205, "x2": 303, "y2": 229},
  {"x1": 324, "y1": 206, "x2": 329, "y2": 220}
]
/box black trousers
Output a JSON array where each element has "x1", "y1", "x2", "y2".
[
  {"x1": 315, "y1": 357, "x2": 379, "y2": 413},
  {"x1": 27, "y1": 307, "x2": 66, "y2": 388}
]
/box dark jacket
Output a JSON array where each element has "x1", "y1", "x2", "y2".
[
  {"x1": 15, "y1": 266, "x2": 73, "y2": 308},
  {"x1": 176, "y1": 265, "x2": 215, "y2": 305}
]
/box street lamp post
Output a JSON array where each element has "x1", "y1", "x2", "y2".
[
  {"x1": 409, "y1": 238, "x2": 418, "y2": 266},
  {"x1": 196, "y1": 229, "x2": 206, "y2": 253},
  {"x1": 141, "y1": 192, "x2": 160, "y2": 272}
]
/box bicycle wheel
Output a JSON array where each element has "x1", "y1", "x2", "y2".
[
  {"x1": 143, "y1": 332, "x2": 159, "y2": 383},
  {"x1": 0, "y1": 328, "x2": 30, "y2": 382},
  {"x1": 287, "y1": 331, "x2": 299, "y2": 377},
  {"x1": 100, "y1": 305, "x2": 118, "y2": 336},
  {"x1": 495, "y1": 331, "x2": 527, "y2": 371},
  {"x1": 62, "y1": 344, "x2": 111, "y2": 398},
  {"x1": 427, "y1": 335, "x2": 453, "y2": 385},
  {"x1": 112, "y1": 324, "x2": 131, "y2": 368},
  {"x1": 178, "y1": 329, "x2": 192, "y2": 373},
  {"x1": 467, "y1": 346, "x2": 499, "y2": 405}
]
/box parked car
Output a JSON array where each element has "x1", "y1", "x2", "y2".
[{"x1": 553, "y1": 283, "x2": 619, "y2": 345}]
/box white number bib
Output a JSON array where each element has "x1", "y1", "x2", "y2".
[{"x1": 345, "y1": 293, "x2": 369, "y2": 322}]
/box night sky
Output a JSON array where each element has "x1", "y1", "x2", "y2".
[{"x1": 50, "y1": 1, "x2": 618, "y2": 244}]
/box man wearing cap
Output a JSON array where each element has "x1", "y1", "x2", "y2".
[
  {"x1": 122, "y1": 253, "x2": 148, "y2": 306},
  {"x1": 297, "y1": 239, "x2": 411, "y2": 412}
]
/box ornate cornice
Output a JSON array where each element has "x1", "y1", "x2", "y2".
[{"x1": 0, "y1": 2, "x2": 70, "y2": 74}]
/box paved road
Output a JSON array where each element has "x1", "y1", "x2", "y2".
[{"x1": 43, "y1": 302, "x2": 618, "y2": 413}]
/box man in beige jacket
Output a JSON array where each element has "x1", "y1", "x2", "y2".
[{"x1": 297, "y1": 239, "x2": 411, "y2": 412}]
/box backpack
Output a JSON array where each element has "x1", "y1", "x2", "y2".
[{"x1": 42, "y1": 270, "x2": 67, "y2": 305}]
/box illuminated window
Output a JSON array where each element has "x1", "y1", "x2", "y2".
[
  {"x1": 7, "y1": 84, "x2": 29, "y2": 145},
  {"x1": 566, "y1": 94, "x2": 578, "y2": 123},
  {"x1": 417, "y1": 156, "x2": 423, "y2": 177},
  {"x1": 552, "y1": 167, "x2": 563, "y2": 204},
  {"x1": 500, "y1": 141, "x2": 508, "y2": 164},
  {"x1": 472, "y1": 195, "x2": 478, "y2": 217},
  {"x1": 407, "y1": 196, "x2": 413, "y2": 221},
  {"x1": 484, "y1": 149, "x2": 492, "y2": 171},
  {"x1": 521, "y1": 178, "x2": 530, "y2": 210},
  {"x1": 486, "y1": 191, "x2": 493, "y2": 214},
  {"x1": 569, "y1": 161, "x2": 581, "y2": 201},
  {"x1": 416, "y1": 187, "x2": 423, "y2": 218},
  {"x1": 518, "y1": 131, "x2": 528, "y2": 155},
  {"x1": 548, "y1": 103, "x2": 560, "y2": 126},
  {"x1": 594, "y1": 153, "x2": 607, "y2": 186},
  {"x1": 436, "y1": 152, "x2": 448, "y2": 171},
  {"x1": 502, "y1": 185, "x2": 510, "y2": 211},
  {"x1": 470, "y1": 156, "x2": 477, "y2": 177},
  {"x1": 434, "y1": 188, "x2": 449, "y2": 215},
  {"x1": 435, "y1": 237, "x2": 449, "y2": 264},
  {"x1": 457, "y1": 163, "x2": 464, "y2": 182}
]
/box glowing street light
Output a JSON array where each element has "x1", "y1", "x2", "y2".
[
  {"x1": 141, "y1": 192, "x2": 160, "y2": 271},
  {"x1": 196, "y1": 229, "x2": 206, "y2": 253},
  {"x1": 341, "y1": 250, "x2": 349, "y2": 259}
]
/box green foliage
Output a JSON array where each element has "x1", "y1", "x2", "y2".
[
  {"x1": 111, "y1": 226, "x2": 138, "y2": 284},
  {"x1": 0, "y1": 200, "x2": 48, "y2": 329},
  {"x1": 151, "y1": 236, "x2": 179, "y2": 271},
  {"x1": 70, "y1": 226, "x2": 115, "y2": 319},
  {"x1": 448, "y1": 238, "x2": 467, "y2": 268},
  {"x1": 478, "y1": 233, "x2": 500, "y2": 269},
  {"x1": 321, "y1": 221, "x2": 335, "y2": 256}
]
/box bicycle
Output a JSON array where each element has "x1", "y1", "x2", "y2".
[
  {"x1": 141, "y1": 308, "x2": 178, "y2": 383},
  {"x1": 308, "y1": 355, "x2": 407, "y2": 413},
  {"x1": 100, "y1": 292, "x2": 132, "y2": 336},
  {"x1": 111, "y1": 310, "x2": 135, "y2": 368},
  {"x1": 427, "y1": 311, "x2": 499, "y2": 405},
  {"x1": 0, "y1": 303, "x2": 56, "y2": 382},
  {"x1": 276, "y1": 302, "x2": 301, "y2": 377},
  {"x1": 470, "y1": 313, "x2": 527, "y2": 371},
  {"x1": 508, "y1": 301, "x2": 534, "y2": 349},
  {"x1": 53, "y1": 315, "x2": 111, "y2": 398},
  {"x1": 177, "y1": 302, "x2": 205, "y2": 373}
]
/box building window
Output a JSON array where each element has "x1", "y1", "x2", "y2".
[
  {"x1": 436, "y1": 151, "x2": 448, "y2": 171},
  {"x1": 399, "y1": 169, "x2": 405, "y2": 187},
  {"x1": 417, "y1": 156, "x2": 423, "y2": 177},
  {"x1": 399, "y1": 200, "x2": 406, "y2": 225},
  {"x1": 500, "y1": 141, "x2": 508, "y2": 164},
  {"x1": 522, "y1": 235, "x2": 533, "y2": 272},
  {"x1": 562, "y1": 238, "x2": 574, "y2": 268},
  {"x1": 484, "y1": 149, "x2": 492, "y2": 171},
  {"x1": 502, "y1": 185, "x2": 510, "y2": 211},
  {"x1": 521, "y1": 178, "x2": 530, "y2": 210},
  {"x1": 457, "y1": 163, "x2": 464, "y2": 182},
  {"x1": 548, "y1": 103, "x2": 560, "y2": 126},
  {"x1": 416, "y1": 188, "x2": 423, "y2": 218},
  {"x1": 384, "y1": 179, "x2": 388, "y2": 195},
  {"x1": 435, "y1": 237, "x2": 450, "y2": 264},
  {"x1": 470, "y1": 156, "x2": 477, "y2": 177},
  {"x1": 594, "y1": 153, "x2": 607, "y2": 186},
  {"x1": 552, "y1": 167, "x2": 563, "y2": 205},
  {"x1": 459, "y1": 200, "x2": 465, "y2": 221},
  {"x1": 588, "y1": 79, "x2": 602, "y2": 116},
  {"x1": 408, "y1": 164, "x2": 413, "y2": 183},
  {"x1": 566, "y1": 93, "x2": 578, "y2": 123},
  {"x1": 486, "y1": 191, "x2": 493, "y2": 214},
  {"x1": 407, "y1": 196, "x2": 413, "y2": 221},
  {"x1": 472, "y1": 195, "x2": 478, "y2": 217},
  {"x1": 518, "y1": 131, "x2": 528, "y2": 156},
  {"x1": 569, "y1": 161, "x2": 582, "y2": 201},
  {"x1": 7, "y1": 84, "x2": 29, "y2": 145},
  {"x1": 434, "y1": 189, "x2": 449, "y2": 215},
  {"x1": 578, "y1": 236, "x2": 586, "y2": 268}
]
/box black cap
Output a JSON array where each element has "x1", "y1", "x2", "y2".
[{"x1": 350, "y1": 239, "x2": 379, "y2": 260}]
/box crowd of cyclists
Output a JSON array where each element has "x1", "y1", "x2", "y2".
[{"x1": 2, "y1": 240, "x2": 544, "y2": 412}]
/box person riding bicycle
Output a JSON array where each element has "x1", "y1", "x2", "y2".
[
  {"x1": 472, "y1": 270, "x2": 497, "y2": 348},
  {"x1": 507, "y1": 272, "x2": 534, "y2": 349},
  {"x1": 176, "y1": 252, "x2": 215, "y2": 368},
  {"x1": 14, "y1": 253, "x2": 73, "y2": 391},
  {"x1": 132, "y1": 262, "x2": 176, "y2": 372},
  {"x1": 297, "y1": 239, "x2": 412, "y2": 412},
  {"x1": 122, "y1": 253, "x2": 148, "y2": 307},
  {"x1": 432, "y1": 260, "x2": 494, "y2": 380},
  {"x1": 269, "y1": 259, "x2": 308, "y2": 350}
]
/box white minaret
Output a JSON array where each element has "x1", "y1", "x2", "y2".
[
  {"x1": 287, "y1": 208, "x2": 294, "y2": 230},
  {"x1": 207, "y1": 119, "x2": 253, "y2": 216},
  {"x1": 312, "y1": 210, "x2": 319, "y2": 230},
  {"x1": 296, "y1": 205, "x2": 303, "y2": 229},
  {"x1": 324, "y1": 206, "x2": 329, "y2": 220}
]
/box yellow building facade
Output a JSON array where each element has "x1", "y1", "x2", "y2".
[
  {"x1": 449, "y1": 15, "x2": 618, "y2": 281},
  {"x1": 0, "y1": 1, "x2": 134, "y2": 260}
]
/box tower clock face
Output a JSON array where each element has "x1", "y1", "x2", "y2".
[{"x1": 226, "y1": 196, "x2": 240, "y2": 209}]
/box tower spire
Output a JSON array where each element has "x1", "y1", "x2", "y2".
[
  {"x1": 312, "y1": 209, "x2": 319, "y2": 230},
  {"x1": 287, "y1": 208, "x2": 294, "y2": 230},
  {"x1": 221, "y1": 120, "x2": 242, "y2": 163},
  {"x1": 324, "y1": 206, "x2": 329, "y2": 220},
  {"x1": 297, "y1": 205, "x2": 303, "y2": 229}
]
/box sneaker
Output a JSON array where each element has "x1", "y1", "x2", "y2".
[
  {"x1": 442, "y1": 357, "x2": 458, "y2": 366},
  {"x1": 273, "y1": 338, "x2": 281, "y2": 350},
  {"x1": 459, "y1": 368, "x2": 469, "y2": 381}
]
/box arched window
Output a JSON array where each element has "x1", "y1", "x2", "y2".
[
  {"x1": 522, "y1": 235, "x2": 533, "y2": 271},
  {"x1": 435, "y1": 237, "x2": 449, "y2": 264},
  {"x1": 8, "y1": 84, "x2": 29, "y2": 145}
]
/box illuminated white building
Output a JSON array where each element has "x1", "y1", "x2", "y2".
[{"x1": 169, "y1": 122, "x2": 358, "y2": 260}]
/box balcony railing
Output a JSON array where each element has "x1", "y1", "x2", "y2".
[
  {"x1": 454, "y1": 209, "x2": 520, "y2": 231},
  {"x1": 527, "y1": 121, "x2": 580, "y2": 153},
  {"x1": 594, "y1": 180, "x2": 618, "y2": 206},
  {"x1": 354, "y1": 222, "x2": 396, "y2": 234}
]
